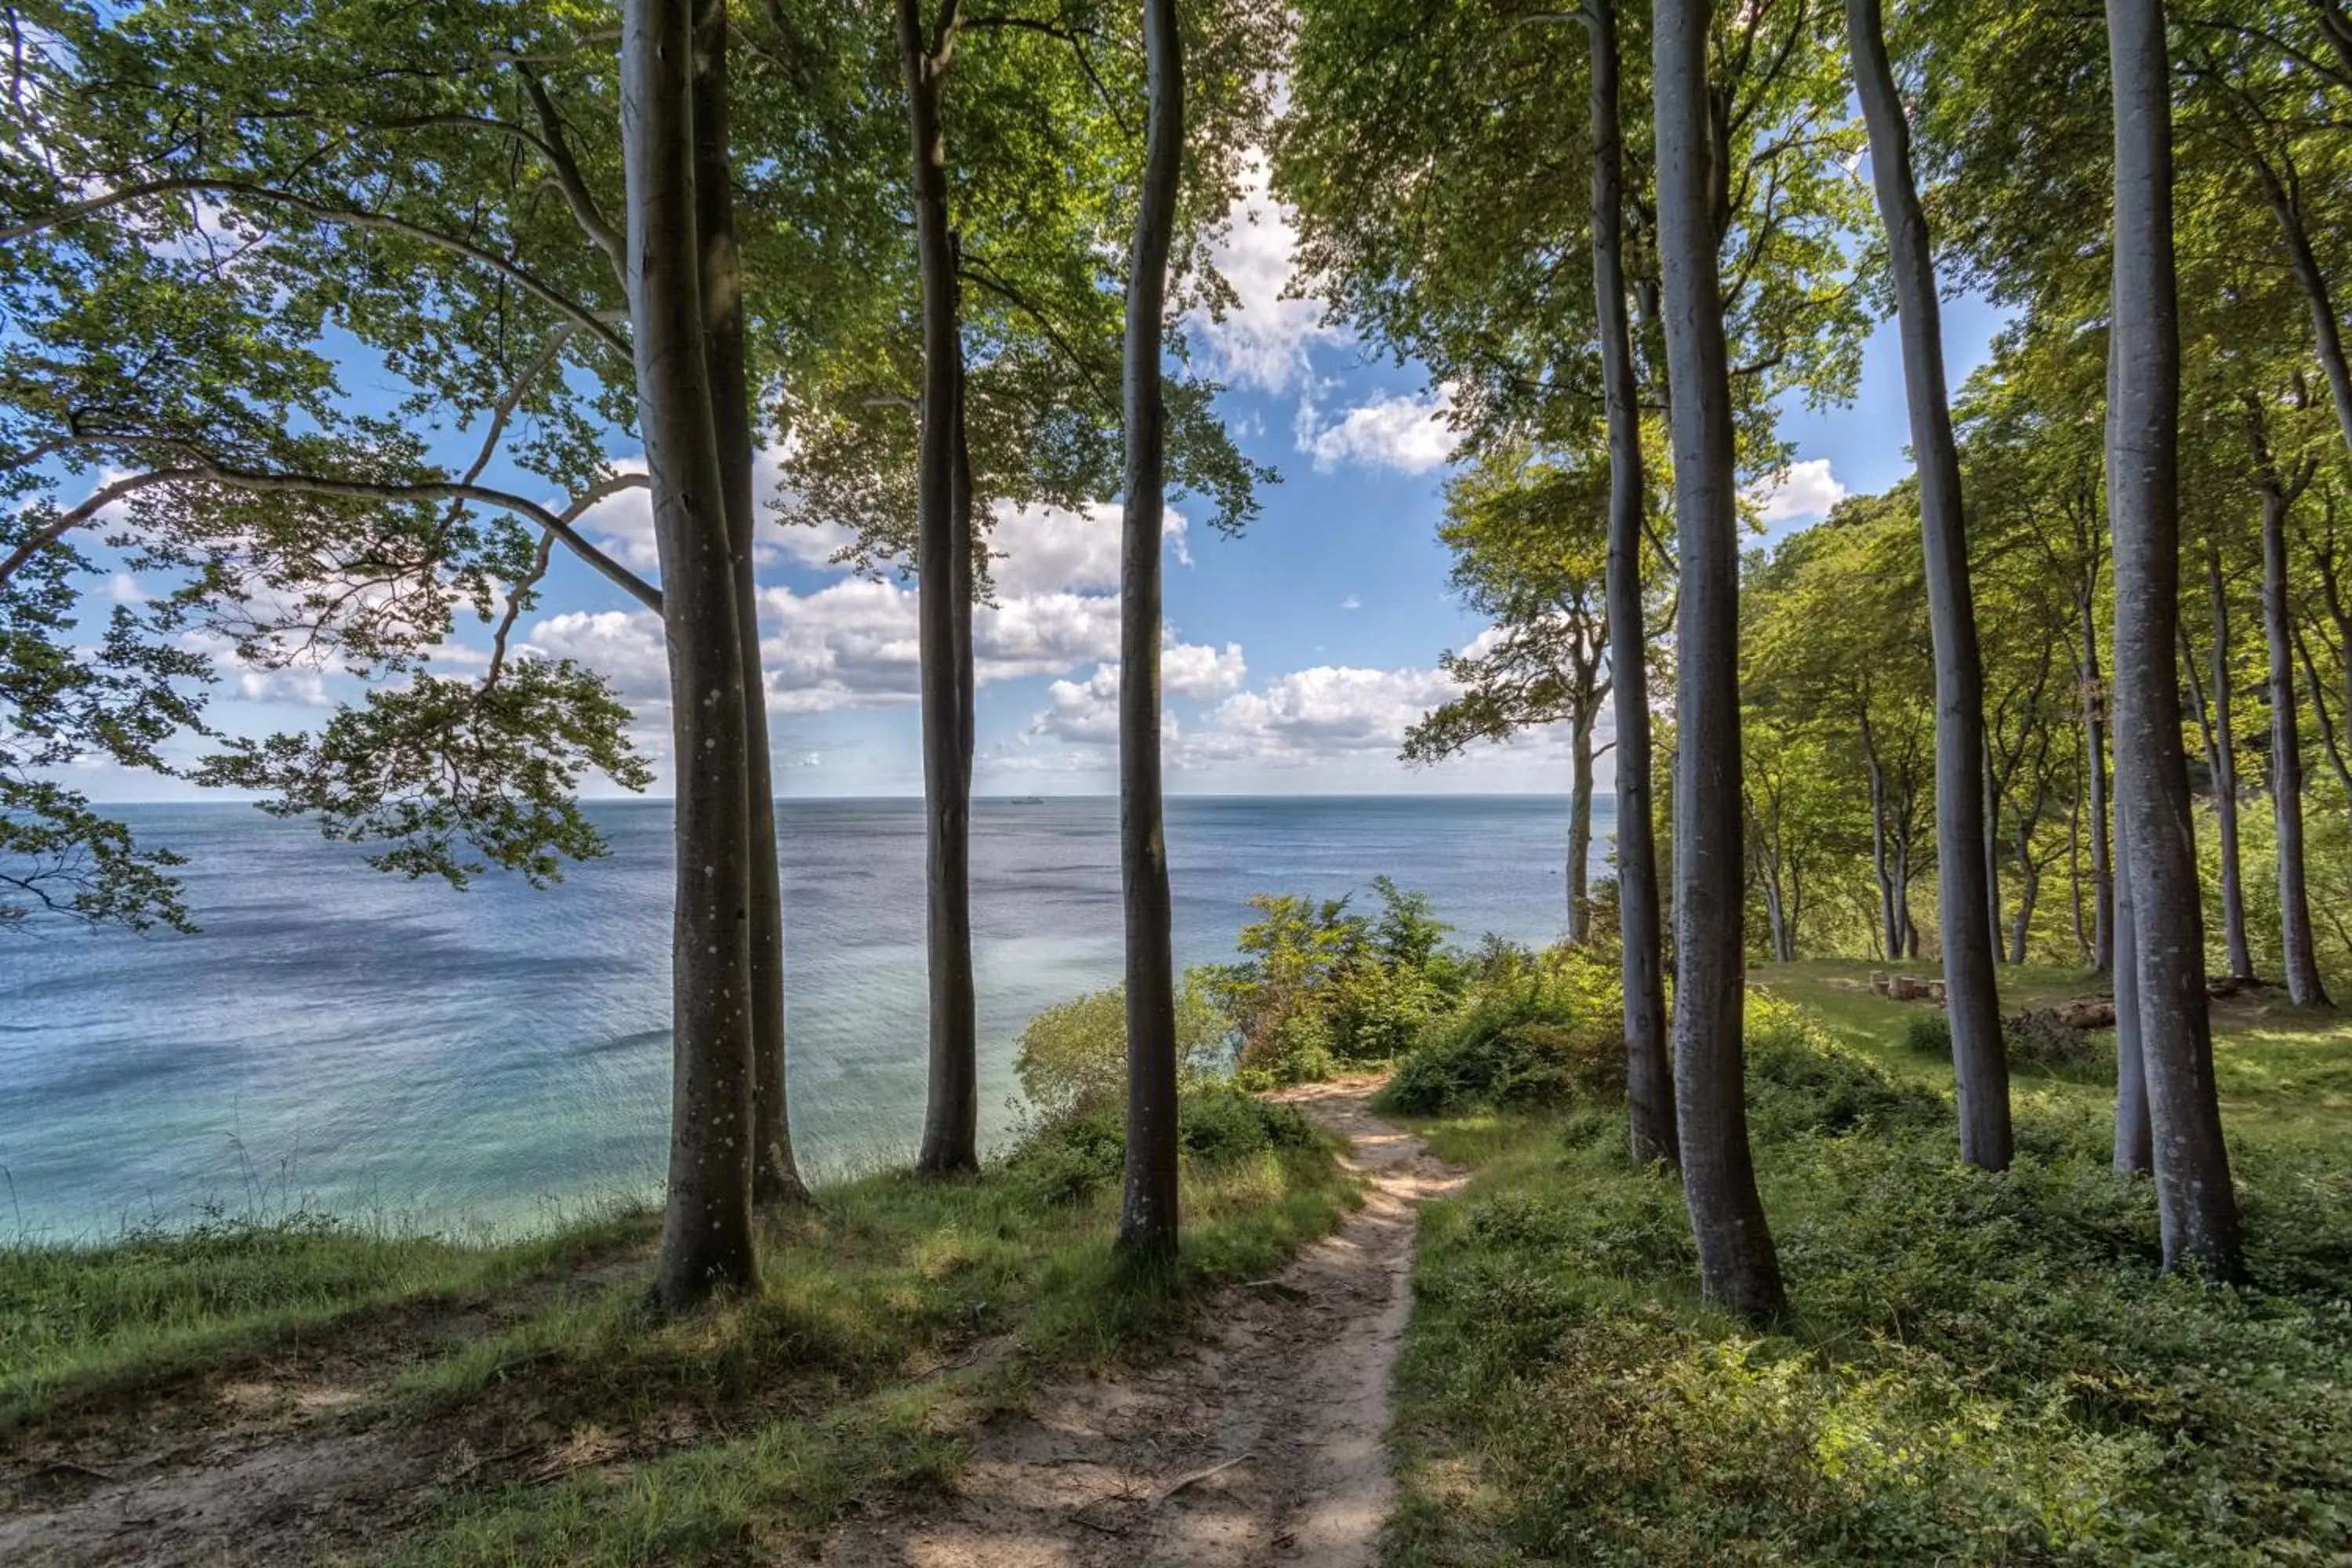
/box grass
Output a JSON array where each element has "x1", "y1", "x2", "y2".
[
  {"x1": 1759, "y1": 956, "x2": 2352, "y2": 1150},
  {"x1": 0, "y1": 1092, "x2": 1359, "y2": 1564},
  {"x1": 1384, "y1": 963, "x2": 2352, "y2": 1566}
]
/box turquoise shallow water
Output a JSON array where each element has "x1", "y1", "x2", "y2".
[{"x1": 0, "y1": 795, "x2": 1606, "y2": 1240}]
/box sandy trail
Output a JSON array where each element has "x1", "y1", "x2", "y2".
[{"x1": 821, "y1": 1079, "x2": 1465, "y2": 1568}]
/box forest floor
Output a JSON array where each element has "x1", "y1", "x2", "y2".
[
  {"x1": 1381, "y1": 957, "x2": 2352, "y2": 1564},
  {"x1": 0, "y1": 1092, "x2": 1359, "y2": 1566},
  {"x1": 821, "y1": 1079, "x2": 1465, "y2": 1567}
]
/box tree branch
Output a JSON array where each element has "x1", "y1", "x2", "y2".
[{"x1": 0, "y1": 178, "x2": 629, "y2": 359}]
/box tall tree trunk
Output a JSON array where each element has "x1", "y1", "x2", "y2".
[
  {"x1": 2113, "y1": 789, "x2": 2154, "y2": 1172},
  {"x1": 1849, "y1": 0, "x2": 2010, "y2": 1166},
  {"x1": 2203, "y1": 548, "x2": 2256, "y2": 982},
  {"x1": 2105, "y1": 0, "x2": 2243, "y2": 1276},
  {"x1": 1653, "y1": 0, "x2": 1784, "y2": 1323},
  {"x1": 1567, "y1": 712, "x2": 1595, "y2": 943},
  {"x1": 695, "y1": 0, "x2": 806, "y2": 1207},
  {"x1": 2253, "y1": 159, "x2": 2352, "y2": 470},
  {"x1": 2068, "y1": 761, "x2": 2089, "y2": 964},
  {"x1": 1116, "y1": 0, "x2": 1185, "y2": 1267},
  {"x1": 953, "y1": 336, "x2": 977, "y2": 820},
  {"x1": 1588, "y1": 0, "x2": 1675, "y2": 1167},
  {"x1": 2080, "y1": 596, "x2": 2115, "y2": 972},
  {"x1": 1865, "y1": 741, "x2": 1901, "y2": 957},
  {"x1": 1984, "y1": 735, "x2": 2004, "y2": 965},
  {"x1": 625, "y1": 0, "x2": 760, "y2": 1310},
  {"x1": 2010, "y1": 826, "x2": 2040, "y2": 964},
  {"x1": 2261, "y1": 488, "x2": 2330, "y2": 1005},
  {"x1": 898, "y1": 0, "x2": 978, "y2": 1175}
]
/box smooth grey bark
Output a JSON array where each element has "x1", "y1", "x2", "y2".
[
  {"x1": 1568, "y1": 712, "x2": 1595, "y2": 943},
  {"x1": 2256, "y1": 467, "x2": 2330, "y2": 1006},
  {"x1": 626, "y1": 0, "x2": 761, "y2": 1309},
  {"x1": 694, "y1": 0, "x2": 806, "y2": 1207},
  {"x1": 2200, "y1": 546, "x2": 2256, "y2": 982},
  {"x1": 1116, "y1": 0, "x2": 1185, "y2": 1267},
  {"x1": 1862, "y1": 719, "x2": 1901, "y2": 958},
  {"x1": 1587, "y1": 0, "x2": 1675, "y2": 1167},
  {"x1": 2105, "y1": 0, "x2": 2244, "y2": 1276},
  {"x1": 1984, "y1": 735, "x2": 2003, "y2": 965},
  {"x1": 1653, "y1": 0, "x2": 1784, "y2": 1322},
  {"x1": 1750, "y1": 786, "x2": 1798, "y2": 963},
  {"x1": 2078, "y1": 591, "x2": 2115, "y2": 973},
  {"x1": 898, "y1": 0, "x2": 980, "y2": 1175},
  {"x1": 2010, "y1": 822, "x2": 2041, "y2": 964},
  {"x1": 2250, "y1": 154, "x2": 2352, "y2": 477},
  {"x1": 1848, "y1": 0, "x2": 2011, "y2": 1167},
  {"x1": 2113, "y1": 794, "x2": 2153, "y2": 1173}
]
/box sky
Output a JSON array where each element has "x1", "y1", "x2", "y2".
[{"x1": 60, "y1": 162, "x2": 2016, "y2": 804}]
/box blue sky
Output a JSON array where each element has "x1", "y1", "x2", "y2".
[{"x1": 64, "y1": 165, "x2": 2013, "y2": 804}]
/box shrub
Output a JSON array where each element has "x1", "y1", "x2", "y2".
[
  {"x1": 1000, "y1": 1085, "x2": 1319, "y2": 1207},
  {"x1": 1014, "y1": 975, "x2": 1230, "y2": 1122},
  {"x1": 1901, "y1": 1011, "x2": 1952, "y2": 1058},
  {"x1": 1745, "y1": 993, "x2": 1946, "y2": 1140},
  {"x1": 2002, "y1": 1009, "x2": 2117, "y2": 1076},
  {"x1": 1375, "y1": 946, "x2": 1624, "y2": 1116},
  {"x1": 1238, "y1": 1006, "x2": 1338, "y2": 1087},
  {"x1": 1325, "y1": 963, "x2": 1443, "y2": 1063},
  {"x1": 1209, "y1": 877, "x2": 1465, "y2": 1085}
]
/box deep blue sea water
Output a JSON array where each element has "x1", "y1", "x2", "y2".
[{"x1": 0, "y1": 795, "x2": 1606, "y2": 1240}]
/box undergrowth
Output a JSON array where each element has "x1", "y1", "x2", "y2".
[{"x1": 1386, "y1": 987, "x2": 2352, "y2": 1566}]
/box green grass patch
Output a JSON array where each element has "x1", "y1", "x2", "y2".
[
  {"x1": 0, "y1": 1203, "x2": 654, "y2": 1436},
  {"x1": 1387, "y1": 967, "x2": 2352, "y2": 1565},
  {"x1": 2, "y1": 1087, "x2": 1356, "y2": 1564}
]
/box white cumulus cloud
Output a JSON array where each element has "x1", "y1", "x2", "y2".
[
  {"x1": 1747, "y1": 458, "x2": 1847, "y2": 526},
  {"x1": 1192, "y1": 156, "x2": 1343, "y2": 395},
  {"x1": 1296, "y1": 389, "x2": 1457, "y2": 474}
]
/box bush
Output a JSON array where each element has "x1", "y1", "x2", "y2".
[
  {"x1": 1901, "y1": 1011, "x2": 1951, "y2": 1058},
  {"x1": 1376, "y1": 946, "x2": 1624, "y2": 1116},
  {"x1": 1014, "y1": 975, "x2": 1230, "y2": 1122},
  {"x1": 1000, "y1": 1085, "x2": 1319, "y2": 1207},
  {"x1": 1388, "y1": 997, "x2": 2352, "y2": 1566},
  {"x1": 1209, "y1": 877, "x2": 1466, "y2": 1085},
  {"x1": 1238, "y1": 1006, "x2": 1338, "y2": 1088},
  {"x1": 1745, "y1": 993, "x2": 1946, "y2": 1141},
  {"x1": 2003, "y1": 1009, "x2": 2117, "y2": 1076}
]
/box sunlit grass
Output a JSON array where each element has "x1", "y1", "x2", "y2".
[
  {"x1": 1386, "y1": 963, "x2": 2352, "y2": 1565},
  {"x1": 1, "y1": 1094, "x2": 1359, "y2": 1564}
]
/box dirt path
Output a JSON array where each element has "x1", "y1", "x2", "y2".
[{"x1": 821, "y1": 1079, "x2": 1465, "y2": 1568}]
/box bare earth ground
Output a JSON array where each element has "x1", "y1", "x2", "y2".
[
  {"x1": 0, "y1": 1080, "x2": 1458, "y2": 1566},
  {"x1": 818, "y1": 1079, "x2": 1465, "y2": 1568}
]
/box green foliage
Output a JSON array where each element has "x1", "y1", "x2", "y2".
[
  {"x1": 1011, "y1": 972, "x2": 1232, "y2": 1123},
  {"x1": 1900, "y1": 1010, "x2": 1951, "y2": 1058},
  {"x1": 1377, "y1": 945, "x2": 1626, "y2": 1117},
  {"x1": 1207, "y1": 877, "x2": 1463, "y2": 1086},
  {"x1": 1000, "y1": 1085, "x2": 1323, "y2": 1210},
  {"x1": 1743, "y1": 992, "x2": 1948, "y2": 1142},
  {"x1": 1391, "y1": 989, "x2": 2352, "y2": 1566}
]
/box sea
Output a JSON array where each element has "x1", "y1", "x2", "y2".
[{"x1": 0, "y1": 795, "x2": 1606, "y2": 1242}]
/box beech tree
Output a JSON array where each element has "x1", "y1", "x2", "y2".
[
  {"x1": 1587, "y1": 0, "x2": 1675, "y2": 1164},
  {"x1": 2103, "y1": 0, "x2": 2243, "y2": 1277},
  {"x1": 1403, "y1": 446, "x2": 1614, "y2": 944},
  {"x1": 1116, "y1": 0, "x2": 1185, "y2": 1267},
  {"x1": 1279, "y1": 0, "x2": 1862, "y2": 1174},
  {"x1": 1846, "y1": 0, "x2": 2010, "y2": 1167},
  {"x1": 1653, "y1": 0, "x2": 1784, "y2": 1323},
  {"x1": 2245, "y1": 389, "x2": 2332, "y2": 1006},
  {"x1": 787, "y1": 0, "x2": 1272, "y2": 1176}
]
